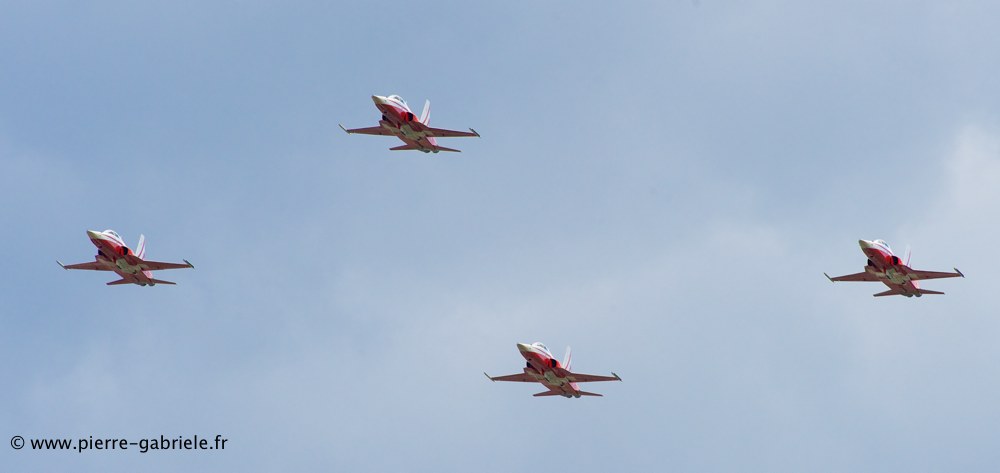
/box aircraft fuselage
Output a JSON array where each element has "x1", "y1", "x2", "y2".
[
  {"x1": 517, "y1": 343, "x2": 583, "y2": 398},
  {"x1": 86, "y1": 231, "x2": 157, "y2": 286},
  {"x1": 371, "y1": 95, "x2": 440, "y2": 152},
  {"x1": 858, "y1": 239, "x2": 923, "y2": 297}
]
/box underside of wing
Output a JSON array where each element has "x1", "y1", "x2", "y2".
[
  {"x1": 59, "y1": 261, "x2": 109, "y2": 271},
  {"x1": 139, "y1": 260, "x2": 194, "y2": 271},
  {"x1": 825, "y1": 271, "x2": 880, "y2": 282},
  {"x1": 566, "y1": 371, "x2": 622, "y2": 383},
  {"x1": 908, "y1": 268, "x2": 964, "y2": 281},
  {"x1": 425, "y1": 127, "x2": 479, "y2": 138},
  {"x1": 485, "y1": 372, "x2": 534, "y2": 383},
  {"x1": 341, "y1": 125, "x2": 394, "y2": 136}
]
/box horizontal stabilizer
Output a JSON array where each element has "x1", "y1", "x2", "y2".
[
  {"x1": 149, "y1": 279, "x2": 176, "y2": 286},
  {"x1": 917, "y1": 288, "x2": 944, "y2": 295},
  {"x1": 578, "y1": 391, "x2": 603, "y2": 397},
  {"x1": 390, "y1": 144, "x2": 461, "y2": 153},
  {"x1": 873, "y1": 288, "x2": 903, "y2": 297},
  {"x1": 533, "y1": 391, "x2": 562, "y2": 397},
  {"x1": 106, "y1": 278, "x2": 132, "y2": 286}
]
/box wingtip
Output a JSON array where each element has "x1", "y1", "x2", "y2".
[
  {"x1": 483, "y1": 372, "x2": 495, "y2": 382},
  {"x1": 955, "y1": 268, "x2": 964, "y2": 278},
  {"x1": 57, "y1": 260, "x2": 67, "y2": 270},
  {"x1": 469, "y1": 127, "x2": 480, "y2": 137},
  {"x1": 612, "y1": 372, "x2": 622, "y2": 381},
  {"x1": 824, "y1": 272, "x2": 833, "y2": 282},
  {"x1": 338, "y1": 124, "x2": 349, "y2": 134},
  {"x1": 184, "y1": 259, "x2": 194, "y2": 269}
]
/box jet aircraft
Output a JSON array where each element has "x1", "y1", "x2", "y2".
[
  {"x1": 484, "y1": 342, "x2": 621, "y2": 398},
  {"x1": 824, "y1": 239, "x2": 963, "y2": 297},
  {"x1": 340, "y1": 95, "x2": 479, "y2": 153},
  {"x1": 58, "y1": 230, "x2": 193, "y2": 286}
]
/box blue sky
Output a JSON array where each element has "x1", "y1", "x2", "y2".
[{"x1": 3, "y1": 1, "x2": 1000, "y2": 471}]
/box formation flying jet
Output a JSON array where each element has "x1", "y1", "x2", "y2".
[
  {"x1": 824, "y1": 239, "x2": 963, "y2": 297},
  {"x1": 58, "y1": 230, "x2": 193, "y2": 286},
  {"x1": 484, "y1": 342, "x2": 621, "y2": 398},
  {"x1": 340, "y1": 95, "x2": 479, "y2": 153}
]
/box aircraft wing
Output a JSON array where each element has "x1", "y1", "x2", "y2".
[
  {"x1": 58, "y1": 261, "x2": 109, "y2": 271},
  {"x1": 339, "y1": 124, "x2": 394, "y2": 136},
  {"x1": 824, "y1": 271, "x2": 880, "y2": 282},
  {"x1": 139, "y1": 259, "x2": 194, "y2": 271},
  {"x1": 484, "y1": 372, "x2": 534, "y2": 382},
  {"x1": 908, "y1": 268, "x2": 964, "y2": 281},
  {"x1": 566, "y1": 371, "x2": 622, "y2": 383},
  {"x1": 424, "y1": 126, "x2": 479, "y2": 138}
]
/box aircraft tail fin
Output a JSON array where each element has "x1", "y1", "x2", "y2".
[
  {"x1": 136, "y1": 234, "x2": 146, "y2": 260},
  {"x1": 106, "y1": 278, "x2": 131, "y2": 286},
  {"x1": 563, "y1": 346, "x2": 572, "y2": 371},
  {"x1": 149, "y1": 278, "x2": 176, "y2": 286},
  {"x1": 419, "y1": 99, "x2": 430, "y2": 125},
  {"x1": 533, "y1": 390, "x2": 562, "y2": 397},
  {"x1": 578, "y1": 391, "x2": 603, "y2": 397}
]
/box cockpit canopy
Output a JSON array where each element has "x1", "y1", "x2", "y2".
[
  {"x1": 873, "y1": 239, "x2": 891, "y2": 251},
  {"x1": 532, "y1": 342, "x2": 552, "y2": 356},
  {"x1": 387, "y1": 95, "x2": 406, "y2": 106},
  {"x1": 105, "y1": 230, "x2": 122, "y2": 241}
]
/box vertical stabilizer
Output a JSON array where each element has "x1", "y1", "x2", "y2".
[
  {"x1": 420, "y1": 99, "x2": 431, "y2": 125},
  {"x1": 136, "y1": 234, "x2": 146, "y2": 260},
  {"x1": 563, "y1": 346, "x2": 572, "y2": 371}
]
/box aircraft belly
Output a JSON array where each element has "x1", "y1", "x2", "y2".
[
  {"x1": 542, "y1": 370, "x2": 569, "y2": 386},
  {"x1": 884, "y1": 268, "x2": 909, "y2": 285},
  {"x1": 400, "y1": 125, "x2": 425, "y2": 140},
  {"x1": 115, "y1": 258, "x2": 141, "y2": 274}
]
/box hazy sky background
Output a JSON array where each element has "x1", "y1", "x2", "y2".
[{"x1": 3, "y1": 1, "x2": 1000, "y2": 471}]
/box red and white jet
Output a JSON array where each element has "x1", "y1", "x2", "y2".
[
  {"x1": 484, "y1": 342, "x2": 621, "y2": 398},
  {"x1": 58, "y1": 230, "x2": 194, "y2": 286},
  {"x1": 825, "y1": 239, "x2": 964, "y2": 297},
  {"x1": 340, "y1": 95, "x2": 479, "y2": 153}
]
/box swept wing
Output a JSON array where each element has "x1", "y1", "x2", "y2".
[
  {"x1": 58, "y1": 261, "x2": 109, "y2": 271},
  {"x1": 824, "y1": 271, "x2": 880, "y2": 282},
  {"x1": 424, "y1": 126, "x2": 479, "y2": 138},
  {"x1": 484, "y1": 372, "x2": 534, "y2": 383},
  {"x1": 339, "y1": 124, "x2": 394, "y2": 136},
  {"x1": 907, "y1": 268, "x2": 964, "y2": 280},
  {"x1": 139, "y1": 259, "x2": 194, "y2": 271},
  {"x1": 561, "y1": 369, "x2": 622, "y2": 383}
]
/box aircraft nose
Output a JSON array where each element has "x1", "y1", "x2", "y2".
[
  {"x1": 859, "y1": 239, "x2": 873, "y2": 249},
  {"x1": 371, "y1": 95, "x2": 387, "y2": 105},
  {"x1": 517, "y1": 343, "x2": 532, "y2": 353},
  {"x1": 87, "y1": 230, "x2": 103, "y2": 240}
]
